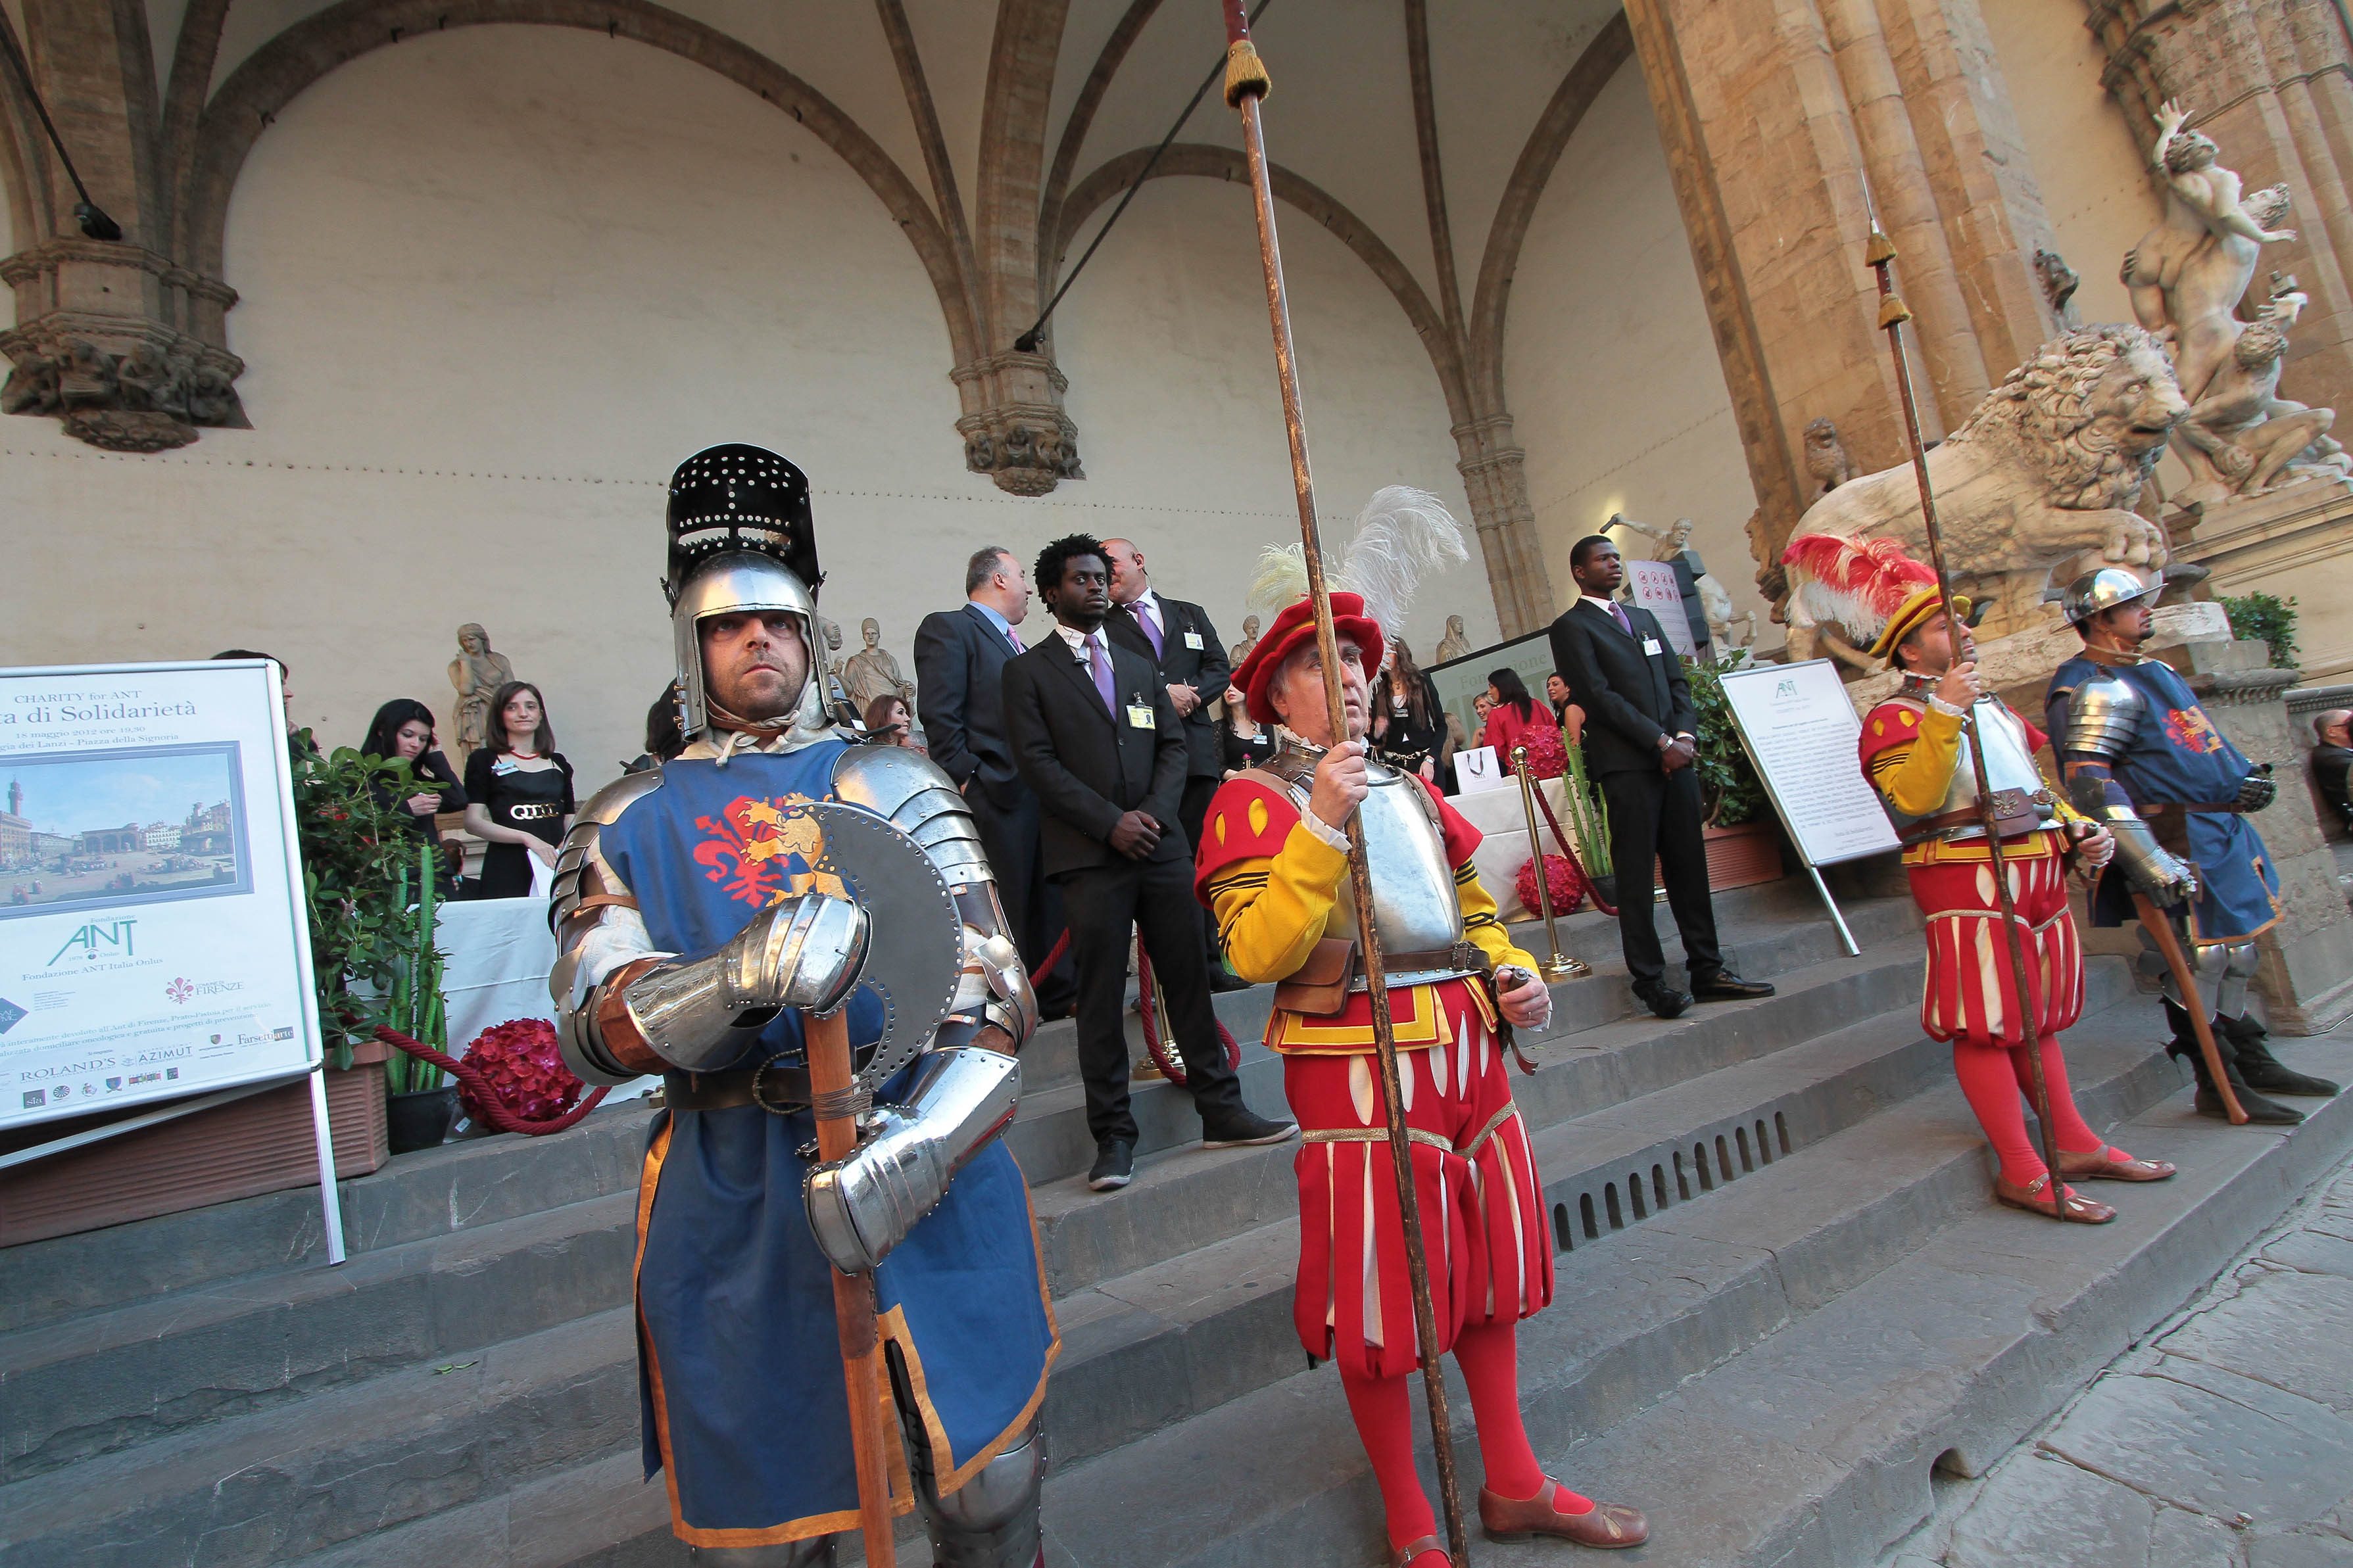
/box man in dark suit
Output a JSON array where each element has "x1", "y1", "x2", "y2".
[
  {"x1": 1003, "y1": 534, "x2": 1295, "y2": 1191},
  {"x1": 913, "y1": 546, "x2": 1073, "y2": 1018},
  {"x1": 1102, "y1": 537, "x2": 1246, "y2": 991},
  {"x1": 1549, "y1": 535, "x2": 1772, "y2": 1018}
]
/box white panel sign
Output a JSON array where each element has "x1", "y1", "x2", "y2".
[
  {"x1": 1622, "y1": 562, "x2": 1695, "y2": 658},
  {"x1": 1717, "y1": 659, "x2": 1901, "y2": 868},
  {"x1": 0, "y1": 662, "x2": 321, "y2": 1130}
]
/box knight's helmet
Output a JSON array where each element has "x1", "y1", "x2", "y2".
[{"x1": 662, "y1": 444, "x2": 828, "y2": 740}]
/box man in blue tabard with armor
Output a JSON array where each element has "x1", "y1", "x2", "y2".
[
  {"x1": 2047, "y1": 567, "x2": 2339, "y2": 1126},
  {"x1": 549, "y1": 446, "x2": 1055, "y2": 1565}
]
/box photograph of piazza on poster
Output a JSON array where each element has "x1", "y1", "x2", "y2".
[
  {"x1": 0, "y1": 744, "x2": 251, "y2": 917},
  {"x1": 0, "y1": 663, "x2": 320, "y2": 1132}
]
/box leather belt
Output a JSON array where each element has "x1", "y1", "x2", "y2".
[
  {"x1": 1903, "y1": 788, "x2": 2052, "y2": 844},
  {"x1": 1350, "y1": 941, "x2": 1485, "y2": 990},
  {"x1": 506, "y1": 803, "x2": 562, "y2": 821},
  {"x1": 663, "y1": 1059, "x2": 812, "y2": 1114}
]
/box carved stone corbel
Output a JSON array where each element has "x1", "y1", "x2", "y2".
[{"x1": 950, "y1": 350, "x2": 1083, "y2": 496}]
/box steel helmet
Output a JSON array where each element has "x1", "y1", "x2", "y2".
[{"x1": 2060, "y1": 567, "x2": 2159, "y2": 626}]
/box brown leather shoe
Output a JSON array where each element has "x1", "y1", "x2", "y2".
[
  {"x1": 2058, "y1": 1145, "x2": 2176, "y2": 1183},
  {"x1": 1994, "y1": 1174, "x2": 2115, "y2": 1223},
  {"x1": 1478, "y1": 1482, "x2": 1649, "y2": 1548},
  {"x1": 1390, "y1": 1535, "x2": 1445, "y2": 1567}
]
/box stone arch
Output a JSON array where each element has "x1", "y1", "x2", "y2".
[
  {"x1": 1466, "y1": 11, "x2": 1636, "y2": 419},
  {"x1": 1053, "y1": 141, "x2": 1470, "y2": 427},
  {"x1": 174, "y1": 0, "x2": 977, "y2": 366}
]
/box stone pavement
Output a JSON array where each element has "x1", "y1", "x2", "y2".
[{"x1": 1879, "y1": 1150, "x2": 2353, "y2": 1567}]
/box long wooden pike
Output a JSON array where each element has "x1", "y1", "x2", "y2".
[
  {"x1": 1866, "y1": 231, "x2": 2069, "y2": 1218},
  {"x1": 806, "y1": 1007, "x2": 897, "y2": 1566},
  {"x1": 1217, "y1": 6, "x2": 1470, "y2": 1562}
]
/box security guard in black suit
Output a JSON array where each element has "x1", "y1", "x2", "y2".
[
  {"x1": 1548, "y1": 534, "x2": 1773, "y2": 1018},
  {"x1": 1002, "y1": 534, "x2": 1294, "y2": 1192},
  {"x1": 1102, "y1": 537, "x2": 1244, "y2": 987}
]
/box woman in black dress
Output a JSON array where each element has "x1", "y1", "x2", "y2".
[
  {"x1": 1368, "y1": 637, "x2": 1451, "y2": 790},
  {"x1": 460, "y1": 681, "x2": 575, "y2": 899},
  {"x1": 1220, "y1": 682, "x2": 1276, "y2": 774},
  {"x1": 360, "y1": 698, "x2": 466, "y2": 888}
]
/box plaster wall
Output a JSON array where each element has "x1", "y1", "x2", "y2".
[
  {"x1": 1501, "y1": 62, "x2": 1766, "y2": 648},
  {"x1": 0, "y1": 23, "x2": 1481, "y2": 786}
]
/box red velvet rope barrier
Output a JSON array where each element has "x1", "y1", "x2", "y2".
[
  {"x1": 1132, "y1": 946, "x2": 1244, "y2": 1085},
  {"x1": 375, "y1": 1026, "x2": 611, "y2": 1136},
  {"x1": 1524, "y1": 770, "x2": 1618, "y2": 918}
]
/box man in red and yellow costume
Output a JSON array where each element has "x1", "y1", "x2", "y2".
[
  {"x1": 1790, "y1": 534, "x2": 2176, "y2": 1224},
  {"x1": 1196, "y1": 592, "x2": 1647, "y2": 1565}
]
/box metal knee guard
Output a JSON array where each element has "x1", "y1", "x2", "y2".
[
  {"x1": 904, "y1": 1414, "x2": 1044, "y2": 1568},
  {"x1": 2138, "y1": 922, "x2": 2231, "y2": 1012},
  {"x1": 2215, "y1": 941, "x2": 2260, "y2": 1020},
  {"x1": 688, "y1": 1538, "x2": 837, "y2": 1567}
]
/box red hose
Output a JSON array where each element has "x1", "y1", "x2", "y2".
[{"x1": 375, "y1": 1026, "x2": 611, "y2": 1136}]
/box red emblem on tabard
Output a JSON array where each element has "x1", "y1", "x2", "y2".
[
  {"x1": 692, "y1": 795, "x2": 835, "y2": 908},
  {"x1": 2163, "y1": 707, "x2": 2225, "y2": 756}
]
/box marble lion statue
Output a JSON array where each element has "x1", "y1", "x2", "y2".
[{"x1": 1783, "y1": 323, "x2": 2187, "y2": 667}]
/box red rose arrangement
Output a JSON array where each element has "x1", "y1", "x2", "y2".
[
  {"x1": 1515, "y1": 853, "x2": 1584, "y2": 916},
  {"x1": 459, "y1": 1018, "x2": 585, "y2": 1126}
]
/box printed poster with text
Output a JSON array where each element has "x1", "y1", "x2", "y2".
[{"x1": 0, "y1": 661, "x2": 319, "y2": 1131}]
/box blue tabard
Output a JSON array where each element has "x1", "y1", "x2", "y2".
[
  {"x1": 598, "y1": 741, "x2": 1057, "y2": 1548},
  {"x1": 2047, "y1": 655, "x2": 2282, "y2": 945}
]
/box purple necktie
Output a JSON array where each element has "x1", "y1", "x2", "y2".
[
  {"x1": 1087, "y1": 636, "x2": 1116, "y2": 714},
  {"x1": 1136, "y1": 600, "x2": 1165, "y2": 659},
  {"x1": 1609, "y1": 600, "x2": 1634, "y2": 638},
  {"x1": 1006, "y1": 626, "x2": 1023, "y2": 653}
]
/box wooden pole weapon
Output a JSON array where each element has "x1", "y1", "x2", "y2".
[
  {"x1": 1867, "y1": 230, "x2": 2069, "y2": 1218},
  {"x1": 1217, "y1": 5, "x2": 1470, "y2": 1559},
  {"x1": 806, "y1": 1007, "x2": 898, "y2": 1565}
]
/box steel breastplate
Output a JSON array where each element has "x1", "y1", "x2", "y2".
[
  {"x1": 1259, "y1": 741, "x2": 1474, "y2": 985},
  {"x1": 1881, "y1": 691, "x2": 2058, "y2": 843}
]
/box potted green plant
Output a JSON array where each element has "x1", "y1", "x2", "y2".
[
  {"x1": 1558, "y1": 734, "x2": 1615, "y2": 907},
  {"x1": 1681, "y1": 655, "x2": 1784, "y2": 891}
]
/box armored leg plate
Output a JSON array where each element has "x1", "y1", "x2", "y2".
[
  {"x1": 689, "y1": 1539, "x2": 837, "y2": 1567},
  {"x1": 902, "y1": 1410, "x2": 1042, "y2": 1568}
]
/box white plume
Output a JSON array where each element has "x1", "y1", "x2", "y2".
[
  {"x1": 1242, "y1": 486, "x2": 1469, "y2": 634},
  {"x1": 1340, "y1": 487, "x2": 1469, "y2": 634}
]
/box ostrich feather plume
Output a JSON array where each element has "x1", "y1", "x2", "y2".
[
  {"x1": 1780, "y1": 533, "x2": 1937, "y2": 648},
  {"x1": 1243, "y1": 487, "x2": 1469, "y2": 633}
]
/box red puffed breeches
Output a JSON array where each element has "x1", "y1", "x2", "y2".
[
  {"x1": 1909, "y1": 835, "x2": 2084, "y2": 1048},
  {"x1": 1283, "y1": 980, "x2": 1552, "y2": 1382}
]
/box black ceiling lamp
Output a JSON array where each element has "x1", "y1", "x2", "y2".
[{"x1": 0, "y1": 18, "x2": 122, "y2": 241}]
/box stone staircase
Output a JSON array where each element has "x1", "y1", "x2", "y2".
[{"x1": 5, "y1": 876, "x2": 2350, "y2": 1568}]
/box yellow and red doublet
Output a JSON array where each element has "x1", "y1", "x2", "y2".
[
  {"x1": 1195, "y1": 768, "x2": 1550, "y2": 1378},
  {"x1": 1860, "y1": 693, "x2": 2088, "y2": 1045}
]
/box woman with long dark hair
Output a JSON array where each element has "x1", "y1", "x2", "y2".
[
  {"x1": 359, "y1": 700, "x2": 466, "y2": 876},
  {"x1": 1480, "y1": 666, "x2": 1567, "y2": 778},
  {"x1": 1220, "y1": 682, "x2": 1276, "y2": 774},
  {"x1": 460, "y1": 681, "x2": 575, "y2": 899},
  {"x1": 1368, "y1": 637, "x2": 1451, "y2": 788}
]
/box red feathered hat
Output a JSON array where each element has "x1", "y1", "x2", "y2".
[{"x1": 1232, "y1": 592, "x2": 1386, "y2": 726}]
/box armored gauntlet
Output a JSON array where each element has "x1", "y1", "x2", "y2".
[
  {"x1": 2236, "y1": 765, "x2": 2277, "y2": 813},
  {"x1": 2069, "y1": 775, "x2": 2198, "y2": 907},
  {"x1": 804, "y1": 1046, "x2": 1021, "y2": 1273}
]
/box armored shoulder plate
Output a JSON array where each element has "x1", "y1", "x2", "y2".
[
  {"x1": 831, "y1": 745, "x2": 989, "y2": 886},
  {"x1": 2059, "y1": 667, "x2": 2143, "y2": 760},
  {"x1": 551, "y1": 767, "x2": 662, "y2": 925}
]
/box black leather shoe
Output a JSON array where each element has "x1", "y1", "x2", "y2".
[
  {"x1": 1201, "y1": 1109, "x2": 1298, "y2": 1149},
  {"x1": 1088, "y1": 1139, "x2": 1136, "y2": 1191},
  {"x1": 1632, "y1": 982, "x2": 1691, "y2": 1019},
  {"x1": 1691, "y1": 972, "x2": 1775, "y2": 1003},
  {"x1": 1207, "y1": 968, "x2": 1253, "y2": 993}
]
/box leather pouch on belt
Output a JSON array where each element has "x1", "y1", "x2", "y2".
[
  {"x1": 1274, "y1": 937, "x2": 1355, "y2": 1016},
  {"x1": 1983, "y1": 788, "x2": 2038, "y2": 839}
]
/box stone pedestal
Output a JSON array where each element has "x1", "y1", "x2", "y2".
[{"x1": 2171, "y1": 478, "x2": 2353, "y2": 683}]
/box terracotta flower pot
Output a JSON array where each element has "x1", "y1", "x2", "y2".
[{"x1": 1702, "y1": 820, "x2": 1783, "y2": 891}]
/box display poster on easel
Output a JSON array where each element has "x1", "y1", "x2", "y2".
[
  {"x1": 1623, "y1": 561, "x2": 1695, "y2": 657},
  {"x1": 1716, "y1": 659, "x2": 1901, "y2": 954},
  {"x1": 0, "y1": 661, "x2": 322, "y2": 1131}
]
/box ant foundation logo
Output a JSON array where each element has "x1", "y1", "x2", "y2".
[{"x1": 47, "y1": 918, "x2": 135, "y2": 967}]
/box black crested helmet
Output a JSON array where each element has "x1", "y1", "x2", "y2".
[{"x1": 662, "y1": 444, "x2": 820, "y2": 606}]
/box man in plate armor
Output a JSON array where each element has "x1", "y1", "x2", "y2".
[
  {"x1": 1814, "y1": 535, "x2": 2172, "y2": 1225},
  {"x1": 548, "y1": 445, "x2": 1055, "y2": 1565},
  {"x1": 2047, "y1": 567, "x2": 2339, "y2": 1124},
  {"x1": 1195, "y1": 591, "x2": 1649, "y2": 1564}
]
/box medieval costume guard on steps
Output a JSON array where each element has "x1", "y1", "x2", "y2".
[
  {"x1": 2047, "y1": 567, "x2": 2340, "y2": 1124},
  {"x1": 548, "y1": 446, "x2": 1056, "y2": 1565},
  {"x1": 1196, "y1": 592, "x2": 1649, "y2": 1565},
  {"x1": 1814, "y1": 536, "x2": 2177, "y2": 1225}
]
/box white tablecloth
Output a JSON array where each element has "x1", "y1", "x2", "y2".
[
  {"x1": 432, "y1": 895, "x2": 658, "y2": 1100},
  {"x1": 1450, "y1": 777, "x2": 1595, "y2": 920}
]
